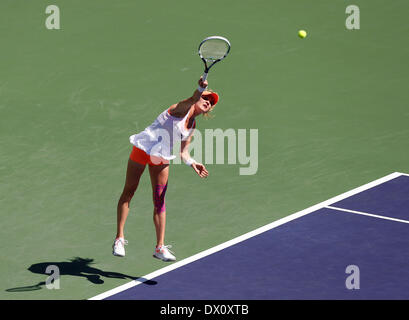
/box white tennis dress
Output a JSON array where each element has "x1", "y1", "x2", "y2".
[{"x1": 129, "y1": 109, "x2": 195, "y2": 160}]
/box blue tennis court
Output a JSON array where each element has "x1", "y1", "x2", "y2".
[{"x1": 91, "y1": 172, "x2": 409, "y2": 300}]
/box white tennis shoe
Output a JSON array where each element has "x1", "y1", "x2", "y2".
[
  {"x1": 153, "y1": 245, "x2": 176, "y2": 262},
  {"x1": 112, "y1": 238, "x2": 128, "y2": 257}
]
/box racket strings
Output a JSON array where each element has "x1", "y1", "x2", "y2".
[{"x1": 199, "y1": 40, "x2": 229, "y2": 61}]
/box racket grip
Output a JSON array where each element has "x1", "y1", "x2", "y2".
[{"x1": 202, "y1": 72, "x2": 208, "y2": 82}]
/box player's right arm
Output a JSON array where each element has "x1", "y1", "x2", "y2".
[{"x1": 168, "y1": 77, "x2": 208, "y2": 117}]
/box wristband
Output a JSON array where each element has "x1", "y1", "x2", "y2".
[{"x1": 185, "y1": 157, "x2": 197, "y2": 167}]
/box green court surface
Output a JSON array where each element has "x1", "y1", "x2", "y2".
[{"x1": 0, "y1": 0, "x2": 408, "y2": 299}]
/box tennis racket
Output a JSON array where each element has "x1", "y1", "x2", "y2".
[{"x1": 198, "y1": 36, "x2": 231, "y2": 81}]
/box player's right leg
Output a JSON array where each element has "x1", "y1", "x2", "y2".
[{"x1": 113, "y1": 157, "x2": 146, "y2": 257}]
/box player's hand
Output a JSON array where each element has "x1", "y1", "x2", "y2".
[
  {"x1": 198, "y1": 77, "x2": 208, "y2": 89},
  {"x1": 192, "y1": 162, "x2": 209, "y2": 178}
]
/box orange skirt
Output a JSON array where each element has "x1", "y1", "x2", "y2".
[{"x1": 129, "y1": 146, "x2": 169, "y2": 166}]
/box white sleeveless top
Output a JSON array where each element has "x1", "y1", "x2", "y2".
[{"x1": 129, "y1": 109, "x2": 195, "y2": 160}]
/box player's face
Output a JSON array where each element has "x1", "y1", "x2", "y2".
[{"x1": 197, "y1": 96, "x2": 212, "y2": 113}]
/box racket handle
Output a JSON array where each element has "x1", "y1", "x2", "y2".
[{"x1": 202, "y1": 72, "x2": 208, "y2": 82}]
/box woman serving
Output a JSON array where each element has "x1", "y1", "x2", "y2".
[{"x1": 113, "y1": 77, "x2": 219, "y2": 262}]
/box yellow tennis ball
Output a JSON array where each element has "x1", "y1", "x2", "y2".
[{"x1": 298, "y1": 30, "x2": 307, "y2": 39}]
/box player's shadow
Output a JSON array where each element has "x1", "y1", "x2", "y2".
[{"x1": 6, "y1": 257, "x2": 157, "y2": 292}]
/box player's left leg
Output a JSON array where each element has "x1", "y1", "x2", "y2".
[
  {"x1": 148, "y1": 163, "x2": 175, "y2": 261},
  {"x1": 148, "y1": 163, "x2": 169, "y2": 247}
]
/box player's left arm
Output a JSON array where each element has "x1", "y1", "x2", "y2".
[{"x1": 180, "y1": 133, "x2": 209, "y2": 178}]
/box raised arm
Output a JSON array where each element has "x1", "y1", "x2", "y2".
[{"x1": 169, "y1": 77, "x2": 208, "y2": 118}]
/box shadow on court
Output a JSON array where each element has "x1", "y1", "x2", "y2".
[{"x1": 6, "y1": 257, "x2": 157, "y2": 292}]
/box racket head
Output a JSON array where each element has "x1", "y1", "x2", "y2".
[{"x1": 198, "y1": 36, "x2": 231, "y2": 67}]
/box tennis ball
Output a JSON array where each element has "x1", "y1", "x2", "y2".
[{"x1": 298, "y1": 30, "x2": 307, "y2": 39}]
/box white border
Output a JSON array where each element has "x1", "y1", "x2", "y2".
[{"x1": 89, "y1": 171, "x2": 406, "y2": 300}]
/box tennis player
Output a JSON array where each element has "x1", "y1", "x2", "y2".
[{"x1": 112, "y1": 77, "x2": 219, "y2": 262}]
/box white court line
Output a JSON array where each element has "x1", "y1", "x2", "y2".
[
  {"x1": 326, "y1": 206, "x2": 409, "y2": 224},
  {"x1": 89, "y1": 171, "x2": 405, "y2": 300}
]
